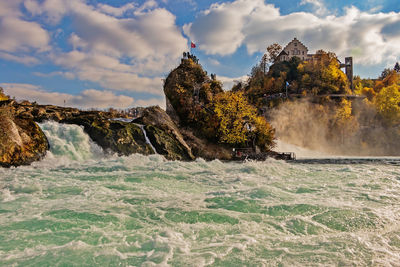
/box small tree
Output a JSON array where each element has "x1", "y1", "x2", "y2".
[
  {"x1": 266, "y1": 43, "x2": 282, "y2": 64},
  {"x1": 379, "y1": 68, "x2": 392, "y2": 80},
  {"x1": 394, "y1": 62, "x2": 400, "y2": 73}
]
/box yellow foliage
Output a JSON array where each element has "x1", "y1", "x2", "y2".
[
  {"x1": 213, "y1": 92, "x2": 255, "y2": 144},
  {"x1": 375, "y1": 84, "x2": 400, "y2": 125},
  {"x1": 336, "y1": 99, "x2": 352, "y2": 124},
  {"x1": 297, "y1": 63, "x2": 304, "y2": 73},
  {"x1": 361, "y1": 87, "x2": 376, "y2": 101},
  {"x1": 213, "y1": 91, "x2": 275, "y2": 149},
  {"x1": 0, "y1": 88, "x2": 8, "y2": 101}
]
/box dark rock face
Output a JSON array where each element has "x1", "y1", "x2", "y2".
[
  {"x1": 179, "y1": 128, "x2": 232, "y2": 160},
  {"x1": 133, "y1": 106, "x2": 195, "y2": 161},
  {"x1": 0, "y1": 108, "x2": 49, "y2": 167},
  {"x1": 63, "y1": 115, "x2": 154, "y2": 156}
]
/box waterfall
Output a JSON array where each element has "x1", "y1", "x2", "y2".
[
  {"x1": 39, "y1": 121, "x2": 104, "y2": 162},
  {"x1": 137, "y1": 124, "x2": 158, "y2": 154}
]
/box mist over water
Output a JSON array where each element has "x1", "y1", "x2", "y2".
[
  {"x1": 1, "y1": 122, "x2": 400, "y2": 266},
  {"x1": 269, "y1": 99, "x2": 400, "y2": 157}
]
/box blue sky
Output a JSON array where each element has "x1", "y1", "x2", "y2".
[{"x1": 1, "y1": 0, "x2": 400, "y2": 109}]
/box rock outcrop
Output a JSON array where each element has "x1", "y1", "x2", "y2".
[
  {"x1": 63, "y1": 114, "x2": 154, "y2": 156},
  {"x1": 179, "y1": 128, "x2": 233, "y2": 160},
  {"x1": 163, "y1": 58, "x2": 240, "y2": 160},
  {"x1": 133, "y1": 106, "x2": 195, "y2": 161},
  {"x1": 164, "y1": 58, "x2": 223, "y2": 127},
  {"x1": 6, "y1": 101, "x2": 155, "y2": 157},
  {"x1": 0, "y1": 107, "x2": 49, "y2": 167}
]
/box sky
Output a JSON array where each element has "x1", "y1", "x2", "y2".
[{"x1": 1, "y1": 0, "x2": 400, "y2": 109}]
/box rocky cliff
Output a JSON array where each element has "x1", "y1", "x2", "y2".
[
  {"x1": 133, "y1": 106, "x2": 195, "y2": 161},
  {"x1": 0, "y1": 107, "x2": 49, "y2": 167},
  {"x1": 5, "y1": 101, "x2": 193, "y2": 161}
]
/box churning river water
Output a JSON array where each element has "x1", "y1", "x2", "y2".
[{"x1": 1, "y1": 121, "x2": 400, "y2": 266}]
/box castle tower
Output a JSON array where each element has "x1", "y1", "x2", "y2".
[{"x1": 345, "y1": 57, "x2": 353, "y2": 91}]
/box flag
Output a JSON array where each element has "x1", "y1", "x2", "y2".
[{"x1": 191, "y1": 42, "x2": 196, "y2": 48}]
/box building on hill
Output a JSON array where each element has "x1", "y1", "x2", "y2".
[
  {"x1": 277, "y1": 37, "x2": 354, "y2": 90},
  {"x1": 277, "y1": 37, "x2": 314, "y2": 62}
]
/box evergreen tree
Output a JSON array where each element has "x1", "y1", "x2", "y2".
[{"x1": 394, "y1": 62, "x2": 400, "y2": 72}]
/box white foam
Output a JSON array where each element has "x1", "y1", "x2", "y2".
[{"x1": 39, "y1": 121, "x2": 104, "y2": 164}]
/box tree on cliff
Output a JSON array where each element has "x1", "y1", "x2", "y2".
[
  {"x1": 266, "y1": 43, "x2": 282, "y2": 64},
  {"x1": 395, "y1": 62, "x2": 400, "y2": 73},
  {"x1": 164, "y1": 57, "x2": 276, "y2": 151},
  {"x1": 244, "y1": 49, "x2": 349, "y2": 109},
  {"x1": 213, "y1": 91, "x2": 275, "y2": 150},
  {"x1": 375, "y1": 84, "x2": 400, "y2": 125},
  {"x1": 164, "y1": 58, "x2": 223, "y2": 126},
  {"x1": 297, "y1": 50, "x2": 350, "y2": 95}
]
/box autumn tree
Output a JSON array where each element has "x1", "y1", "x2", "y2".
[
  {"x1": 297, "y1": 50, "x2": 350, "y2": 95},
  {"x1": 375, "y1": 84, "x2": 400, "y2": 125},
  {"x1": 259, "y1": 43, "x2": 283, "y2": 76},
  {"x1": 266, "y1": 43, "x2": 282, "y2": 64},
  {"x1": 213, "y1": 91, "x2": 275, "y2": 150}
]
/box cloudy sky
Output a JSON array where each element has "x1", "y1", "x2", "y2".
[{"x1": 1, "y1": 0, "x2": 399, "y2": 109}]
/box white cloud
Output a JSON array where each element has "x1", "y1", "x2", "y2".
[
  {"x1": 218, "y1": 75, "x2": 249, "y2": 90},
  {"x1": 300, "y1": 0, "x2": 328, "y2": 16},
  {"x1": 183, "y1": 0, "x2": 270, "y2": 55},
  {"x1": 184, "y1": 0, "x2": 400, "y2": 66},
  {"x1": 1, "y1": 83, "x2": 135, "y2": 109},
  {"x1": 0, "y1": 0, "x2": 49, "y2": 64},
  {"x1": 208, "y1": 58, "x2": 221, "y2": 66},
  {"x1": 1, "y1": 15, "x2": 49, "y2": 52},
  {"x1": 97, "y1": 2, "x2": 136, "y2": 17},
  {"x1": 134, "y1": 97, "x2": 166, "y2": 109},
  {"x1": 0, "y1": 52, "x2": 39, "y2": 65},
  {"x1": 33, "y1": 71, "x2": 75, "y2": 79},
  {"x1": 24, "y1": 0, "x2": 188, "y2": 95},
  {"x1": 49, "y1": 51, "x2": 164, "y2": 94}
]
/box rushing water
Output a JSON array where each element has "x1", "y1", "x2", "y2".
[{"x1": 1, "y1": 121, "x2": 400, "y2": 266}]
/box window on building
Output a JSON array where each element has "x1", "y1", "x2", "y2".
[
  {"x1": 294, "y1": 43, "x2": 297, "y2": 46},
  {"x1": 302, "y1": 51, "x2": 304, "y2": 55}
]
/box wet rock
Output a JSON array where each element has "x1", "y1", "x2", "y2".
[
  {"x1": 133, "y1": 106, "x2": 195, "y2": 161},
  {"x1": 63, "y1": 115, "x2": 154, "y2": 156},
  {"x1": 179, "y1": 128, "x2": 232, "y2": 160},
  {"x1": 0, "y1": 107, "x2": 49, "y2": 167}
]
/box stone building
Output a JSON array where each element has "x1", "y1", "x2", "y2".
[
  {"x1": 277, "y1": 37, "x2": 313, "y2": 62},
  {"x1": 277, "y1": 37, "x2": 354, "y2": 90}
]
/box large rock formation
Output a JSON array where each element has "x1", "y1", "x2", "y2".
[
  {"x1": 0, "y1": 57, "x2": 277, "y2": 166},
  {"x1": 63, "y1": 114, "x2": 154, "y2": 156},
  {"x1": 164, "y1": 58, "x2": 223, "y2": 127},
  {"x1": 6, "y1": 101, "x2": 155, "y2": 157},
  {"x1": 0, "y1": 107, "x2": 49, "y2": 167},
  {"x1": 133, "y1": 106, "x2": 195, "y2": 161}
]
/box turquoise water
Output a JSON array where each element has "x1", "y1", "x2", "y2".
[{"x1": 1, "y1": 122, "x2": 400, "y2": 266}]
